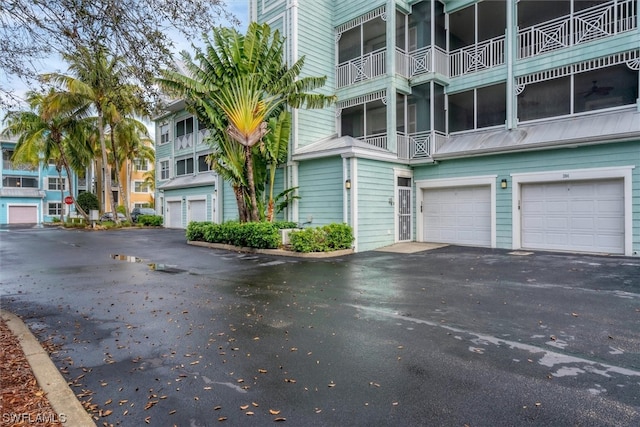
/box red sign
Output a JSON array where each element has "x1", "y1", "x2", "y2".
[{"x1": 64, "y1": 196, "x2": 74, "y2": 205}]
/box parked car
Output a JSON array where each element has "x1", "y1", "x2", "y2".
[
  {"x1": 130, "y1": 207, "x2": 157, "y2": 222},
  {"x1": 100, "y1": 212, "x2": 126, "y2": 222}
]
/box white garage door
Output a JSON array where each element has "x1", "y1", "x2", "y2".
[
  {"x1": 521, "y1": 179, "x2": 624, "y2": 254},
  {"x1": 167, "y1": 201, "x2": 183, "y2": 228},
  {"x1": 423, "y1": 186, "x2": 491, "y2": 246},
  {"x1": 9, "y1": 205, "x2": 38, "y2": 224},
  {"x1": 189, "y1": 199, "x2": 207, "y2": 222}
]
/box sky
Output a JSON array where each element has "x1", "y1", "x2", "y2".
[{"x1": 2, "y1": 0, "x2": 249, "y2": 121}]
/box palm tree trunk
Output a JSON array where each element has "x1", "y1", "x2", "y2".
[
  {"x1": 245, "y1": 145, "x2": 259, "y2": 222},
  {"x1": 233, "y1": 185, "x2": 248, "y2": 223},
  {"x1": 98, "y1": 113, "x2": 115, "y2": 217}
]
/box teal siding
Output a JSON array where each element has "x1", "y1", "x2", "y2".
[
  {"x1": 296, "y1": 0, "x2": 336, "y2": 147},
  {"x1": 357, "y1": 158, "x2": 396, "y2": 251},
  {"x1": 414, "y1": 141, "x2": 640, "y2": 252},
  {"x1": 297, "y1": 157, "x2": 343, "y2": 226},
  {"x1": 333, "y1": 0, "x2": 386, "y2": 26},
  {"x1": 222, "y1": 180, "x2": 239, "y2": 222}
]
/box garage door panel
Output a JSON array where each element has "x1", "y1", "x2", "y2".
[
  {"x1": 521, "y1": 179, "x2": 624, "y2": 254},
  {"x1": 9, "y1": 206, "x2": 38, "y2": 224},
  {"x1": 423, "y1": 185, "x2": 491, "y2": 247}
]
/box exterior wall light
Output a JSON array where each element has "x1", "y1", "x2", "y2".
[
  {"x1": 501, "y1": 179, "x2": 508, "y2": 189},
  {"x1": 345, "y1": 179, "x2": 351, "y2": 189}
]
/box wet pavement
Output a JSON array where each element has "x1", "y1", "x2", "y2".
[{"x1": 1, "y1": 227, "x2": 639, "y2": 426}]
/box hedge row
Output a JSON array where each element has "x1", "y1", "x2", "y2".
[
  {"x1": 288, "y1": 223, "x2": 354, "y2": 253},
  {"x1": 186, "y1": 221, "x2": 297, "y2": 249},
  {"x1": 137, "y1": 215, "x2": 163, "y2": 226},
  {"x1": 186, "y1": 221, "x2": 354, "y2": 253}
]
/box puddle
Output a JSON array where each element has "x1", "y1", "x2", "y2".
[
  {"x1": 111, "y1": 254, "x2": 142, "y2": 263},
  {"x1": 148, "y1": 263, "x2": 185, "y2": 274}
]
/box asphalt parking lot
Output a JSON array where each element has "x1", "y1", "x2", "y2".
[{"x1": 1, "y1": 227, "x2": 639, "y2": 426}]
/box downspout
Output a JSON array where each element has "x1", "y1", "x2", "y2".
[{"x1": 506, "y1": 0, "x2": 515, "y2": 129}]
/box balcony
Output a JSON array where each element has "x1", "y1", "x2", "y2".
[
  {"x1": 336, "y1": 48, "x2": 386, "y2": 89},
  {"x1": 197, "y1": 129, "x2": 210, "y2": 145},
  {"x1": 397, "y1": 131, "x2": 448, "y2": 161},
  {"x1": 356, "y1": 132, "x2": 387, "y2": 150},
  {"x1": 174, "y1": 133, "x2": 193, "y2": 151},
  {"x1": 3, "y1": 160, "x2": 37, "y2": 171},
  {"x1": 449, "y1": 36, "x2": 506, "y2": 78},
  {"x1": 518, "y1": 0, "x2": 636, "y2": 59},
  {"x1": 396, "y1": 46, "x2": 449, "y2": 79}
]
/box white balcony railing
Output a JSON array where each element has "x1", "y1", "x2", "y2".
[
  {"x1": 518, "y1": 0, "x2": 636, "y2": 59},
  {"x1": 336, "y1": 48, "x2": 386, "y2": 89},
  {"x1": 449, "y1": 35, "x2": 506, "y2": 78},
  {"x1": 197, "y1": 129, "x2": 210, "y2": 145},
  {"x1": 396, "y1": 46, "x2": 449, "y2": 78},
  {"x1": 174, "y1": 133, "x2": 193, "y2": 151},
  {"x1": 357, "y1": 133, "x2": 388, "y2": 150},
  {"x1": 397, "y1": 131, "x2": 431, "y2": 160}
]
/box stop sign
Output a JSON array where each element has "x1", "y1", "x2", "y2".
[{"x1": 64, "y1": 196, "x2": 74, "y2": 205}]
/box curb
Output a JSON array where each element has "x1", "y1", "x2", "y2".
[{"x1": 1, "y1": 310, "x2": 97, "y2": 427}]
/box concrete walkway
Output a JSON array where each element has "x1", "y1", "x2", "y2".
[{"x1": 375, "y1": 241, "x2": 449, "y2": 253}]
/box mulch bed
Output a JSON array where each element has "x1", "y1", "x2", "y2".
[{"x1": 0, "y1": 318, "x2": 63, "y2": 427}]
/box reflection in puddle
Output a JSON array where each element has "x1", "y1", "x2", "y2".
[
  {"x1": 110, "y1": 254, "x2": 142, "y2": 263},
  {"x1": 148, "y1": 263, "x2": 185, "y2": 274}
]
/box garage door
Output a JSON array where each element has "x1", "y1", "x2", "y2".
[
  {"x1": 8, "y1": 205, "x2": 38, "y2": 224},
  {"x1": 167, "y1": 201, "x2": 183, "y2": 228},
  {"x1": 423, "y1": 186, "x2": 491, "y2": 246},
  {"x1": 521, "y1": 179, "x2": 624, "y2": 254},
  {"x1": 189, "y1": 199, "x2": 207, "y2": 222}
]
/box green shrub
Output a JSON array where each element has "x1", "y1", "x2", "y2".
[
  {"x1": 76, "y1": 192, "x2": 99, "y2": 214},
  {"x1": 289, "y1": 223, "x2": 354, "y2": 253},
  {"x1": 138, "y1": 215, "x2": 163, "y2": 226},
  {"x1": 186, "y1": 221, "x2": 209, "y2": 241},
  {"x1": 186, "y1": 221, "x2": 282, "y2": 249},
  {"x1": 273, "y1": 221, "x2": 298, "y2": 229}
]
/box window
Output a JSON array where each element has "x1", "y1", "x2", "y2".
[
  {"x1": 338, "y1": 14, "x2": 386, "y2": 64},
  {"x1": 3, "y1": 176, "x2": 38, "y2": 188},
  {"x1": 198, "y1": 154, "x2": 211, "y2": 173},
  {"x1": 134, "y1": 158, "x2": 149, "y2": 171},
  {"x1": 518, "y1": 65, "x2": 637, "y2": 121},
  {"x1": 134, "y1": 181, "x2": 150, "y2": 193},
  {"x1": 450, "y1": 1, "x2": 506, "y2": 50},
  {"x1": 449, "y1": 83, "x2": 506, "y2": 132},
  {"x1": 160, "y1": 160, "x2": 170, "y2": 180},
  {"x1": 160, "y1": 124, "x2": 170, "y2": 145},
  {"x1": 176, "y1": 117, "x2": 194, "y2": 138},
  {"x1": 176, "y1": 157, "x2": 194, "y2": 176},
  {"x1": 48, "y1": 203, "x2": 62, "y2": 216},
  {"x1": 48, "y1": 177, "x2": 66, "y2": 191},
  {"x1": 340, "y1": 99, "x2": 387, "y2": 139}
]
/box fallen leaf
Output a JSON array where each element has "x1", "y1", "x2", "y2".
[
  {"x1": 246, "y1": 412, "x2": 254, "y2": 416},
  {"x1": 252, "y1": 402, "x2": 259, "y2": 407},
  {"x1": 214, "y1": 406, "x2": 222, "y2": 411},
  {"x1": 269, "y1": 409, "x2": 281, "y2": 415},
  {"x1": 328, "y1": 381, "x2": 336, "y2": 388},
  {"x1": 571, "y1": 312, "x2": 579, "y2": 317},
  {"x1": 258, "y1": 369, "x2": 267, "y2": 373},
  {"x1": 169, "y1": 410, "x2": 176, "y2": 415},
  {"x1": 144, "y1": 416, "x2": 151, "y2": 424},
  {"x1": 240, "y1": 405, "x2": 250, "y2": 410},
  {"x1": 274, "y1": 417, "x2": 286, "y2": 422},
  {"x1": 218, "y1": 417, "x2": 227, "y2": 421}
]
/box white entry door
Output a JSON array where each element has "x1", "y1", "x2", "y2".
[
  {"x1": 397, "y1": 177, "x2": 412, "y2": 242},
  {"x1": 521, "y1": 179, "x2": 624, "y2": 254},
  {"x1": 167, "y1": 201, "x2": 182, "y2": 228},
  {"x1": 423, "y1": 186, "x2": 491, "y2": 246}
]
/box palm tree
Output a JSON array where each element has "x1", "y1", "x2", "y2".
[
  {"x1": 42, "y1": 45, "x2": 145, "y2": 219},
  {"x1": 158, "y1": 22, "x2": 335, "y2": 222},
  {"x1": 2, "y1": 90, "x2": 93, "y2": 221},
  {"x1": 261, "y1": 111, "x2": 291, "y2": 222},
  {"x1": 109, "y1": 117, "x2": 153, "y2": 220}
]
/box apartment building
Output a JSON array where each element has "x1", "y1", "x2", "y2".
[
  {"x1": 155, "y1": 0, "x2": 639, "y2": 256},
  {"x1": 0, "y1": 138, "x2": 76, "y2": 225}
]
